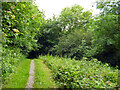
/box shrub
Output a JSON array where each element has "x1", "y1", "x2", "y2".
[{"x1": 52, "y1": 29, "x2": 92, "y2": 60}]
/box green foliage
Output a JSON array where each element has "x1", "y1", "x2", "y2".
[
  {"x1": 2, "y1": 0, "x2": 120, "y2": 88},
  {"x1": 59, "y1": 4, "x2": 92, "y2": 32},
  {"x1": 2, "y1": 1, "x2": 45, "y2": 83},
  {"x1": 34, "y1": 4, "x2": 93, "y2": 58},
  {"x1": 2, "y1": 47, "x2": 25, "y2": 82},
  {"x1": 2, "y1": 2, "x2": 45, "y2": 54},
  {"x1": 96, "y1": 0, "x2": 119, "y2": 15},
  {"x1": 34, "y1": 18, "x2": 62, "y2": 55},
  {"x1": 39, "y1": 55, "x2": 118, "y2": 88},
  {"x1": 52, "y1": 29, "x2": 92, "y2": 59},
  {"x1": 86, "y1": 0, "x2": 120, "y2": 67},
  {"x1": 95, "y1": 0, "x2": 120, "y2": 50}
]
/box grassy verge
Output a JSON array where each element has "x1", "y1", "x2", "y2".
[
  {"x1": 2, "y1": 59, "x2": 31, "y2": 88},
  {"x1": 34, "y1": 59, "x2": 57, "y2": 88}
]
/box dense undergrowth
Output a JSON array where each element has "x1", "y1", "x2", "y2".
[
  {"x1": 2, "y1": 47, "x2": 25, "y2": 82},
  {"x1": 39, "y1": 55, "x2": 118, "y2": 88}
]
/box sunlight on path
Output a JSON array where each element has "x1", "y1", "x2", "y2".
[{"x1": 26, "y1": 60, "x2": 35, "y2": 88}]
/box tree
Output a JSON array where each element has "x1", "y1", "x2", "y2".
[
  {"x1": 2, "y1": 1, "x2": 45, "y2": 55},
  {"x1": 52, "y1": 29, "x2": 92, "y2": 59},
  {"x1": 33, "y1": 5, "x2": 93, "y2": 57},
  {"x1": 58, "y1": 4, "x2": 92, "y2": 33},
  {"x1": 87, "y1": 0, "x2": 120, "y2": 67},
  {"x1": 30, "y1": 17, "x2": 62, "y2": 57}
]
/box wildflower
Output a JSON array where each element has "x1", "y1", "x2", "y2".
[
  {"x1": 11, "y1": 6, "x2": 15, "y2": 9},
  {"x1": 32, "y1": 15, "x2": 35, "y2": 18},
  {"x1": 12, "y1": 10, "x2": 16, "y2": 13},
  {"x1": 7, "y1": 11, "x2": 12, "y2": 14},
  {"x1": 13, "y1": 29, "x2": 19, "y2": 33},
  {"x1": 11, "y1": 15, "x2": 15, "y2": 19}
]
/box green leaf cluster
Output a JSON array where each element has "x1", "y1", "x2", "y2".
[
  {"x1": 2, "y1": 1, "x2": 45, "y2": 54},
  {"x1": 52, "y1": 29, "x2": 92, "y2": 60},
  {"x1": 34, "y1": 18, "x2": 62, "y2": 56},
  {"x1": 86, "y1": 0, "x2": 120, "y2": 66}
]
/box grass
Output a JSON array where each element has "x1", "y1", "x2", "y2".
[
  {"x1": 2, "y1": 59, "x2": 31, "y2": 88},
  {"x1": 34, "y1": 59, "x2": 57, "y2": 88}
]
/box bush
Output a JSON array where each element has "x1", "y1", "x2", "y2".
[
  {"x1": 52, "y1": 29, "x2": 92, "y2": 60},
  {"x1": 39, "y1": 55, "x2": 118, "y2": 88}
]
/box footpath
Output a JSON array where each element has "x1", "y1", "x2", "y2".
[
  {"x1": 2, "y1": 59, "x2": 57, "y2": 88},
  {"x1": 26, "y1": 60, "x2": 35, "y2": 88}
]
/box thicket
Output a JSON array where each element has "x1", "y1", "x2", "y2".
[
  {"x1": 2, "y1": 47, "x2": 25, "y2": 82},
  {"x1": 33, "y1": 18, "x2": 62, "y2": 56},
  {"x1": 40, "y1": 55, "x2": 118, "y2": 88},
  {"x1": 35, "y1": 0, "x2": 120, "y2": 67},
  {"x1": 35, "y1": 4, "x2": 93, "y2": 57},
  {"x1": 2, "y1": 2, "x2": 44, "y2": 54},
  {"x1": 52, "y1": 29, "x2": 92, "y2": 60},
  {"x1": 88, "y1": 0, "x2": 120, "y2": 67}
]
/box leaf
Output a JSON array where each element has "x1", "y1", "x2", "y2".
[{"x1": 22, "y1": 4, "x2": 25, "y2": 8}]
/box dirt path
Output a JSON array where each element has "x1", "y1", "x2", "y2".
[{"x1": 26, "y1": 60, "x2": 35, "y2": 88}]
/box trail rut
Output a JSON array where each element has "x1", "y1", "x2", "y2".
[{"x1": 26, "y1": 60, "x2": 35, "y2": 88}]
